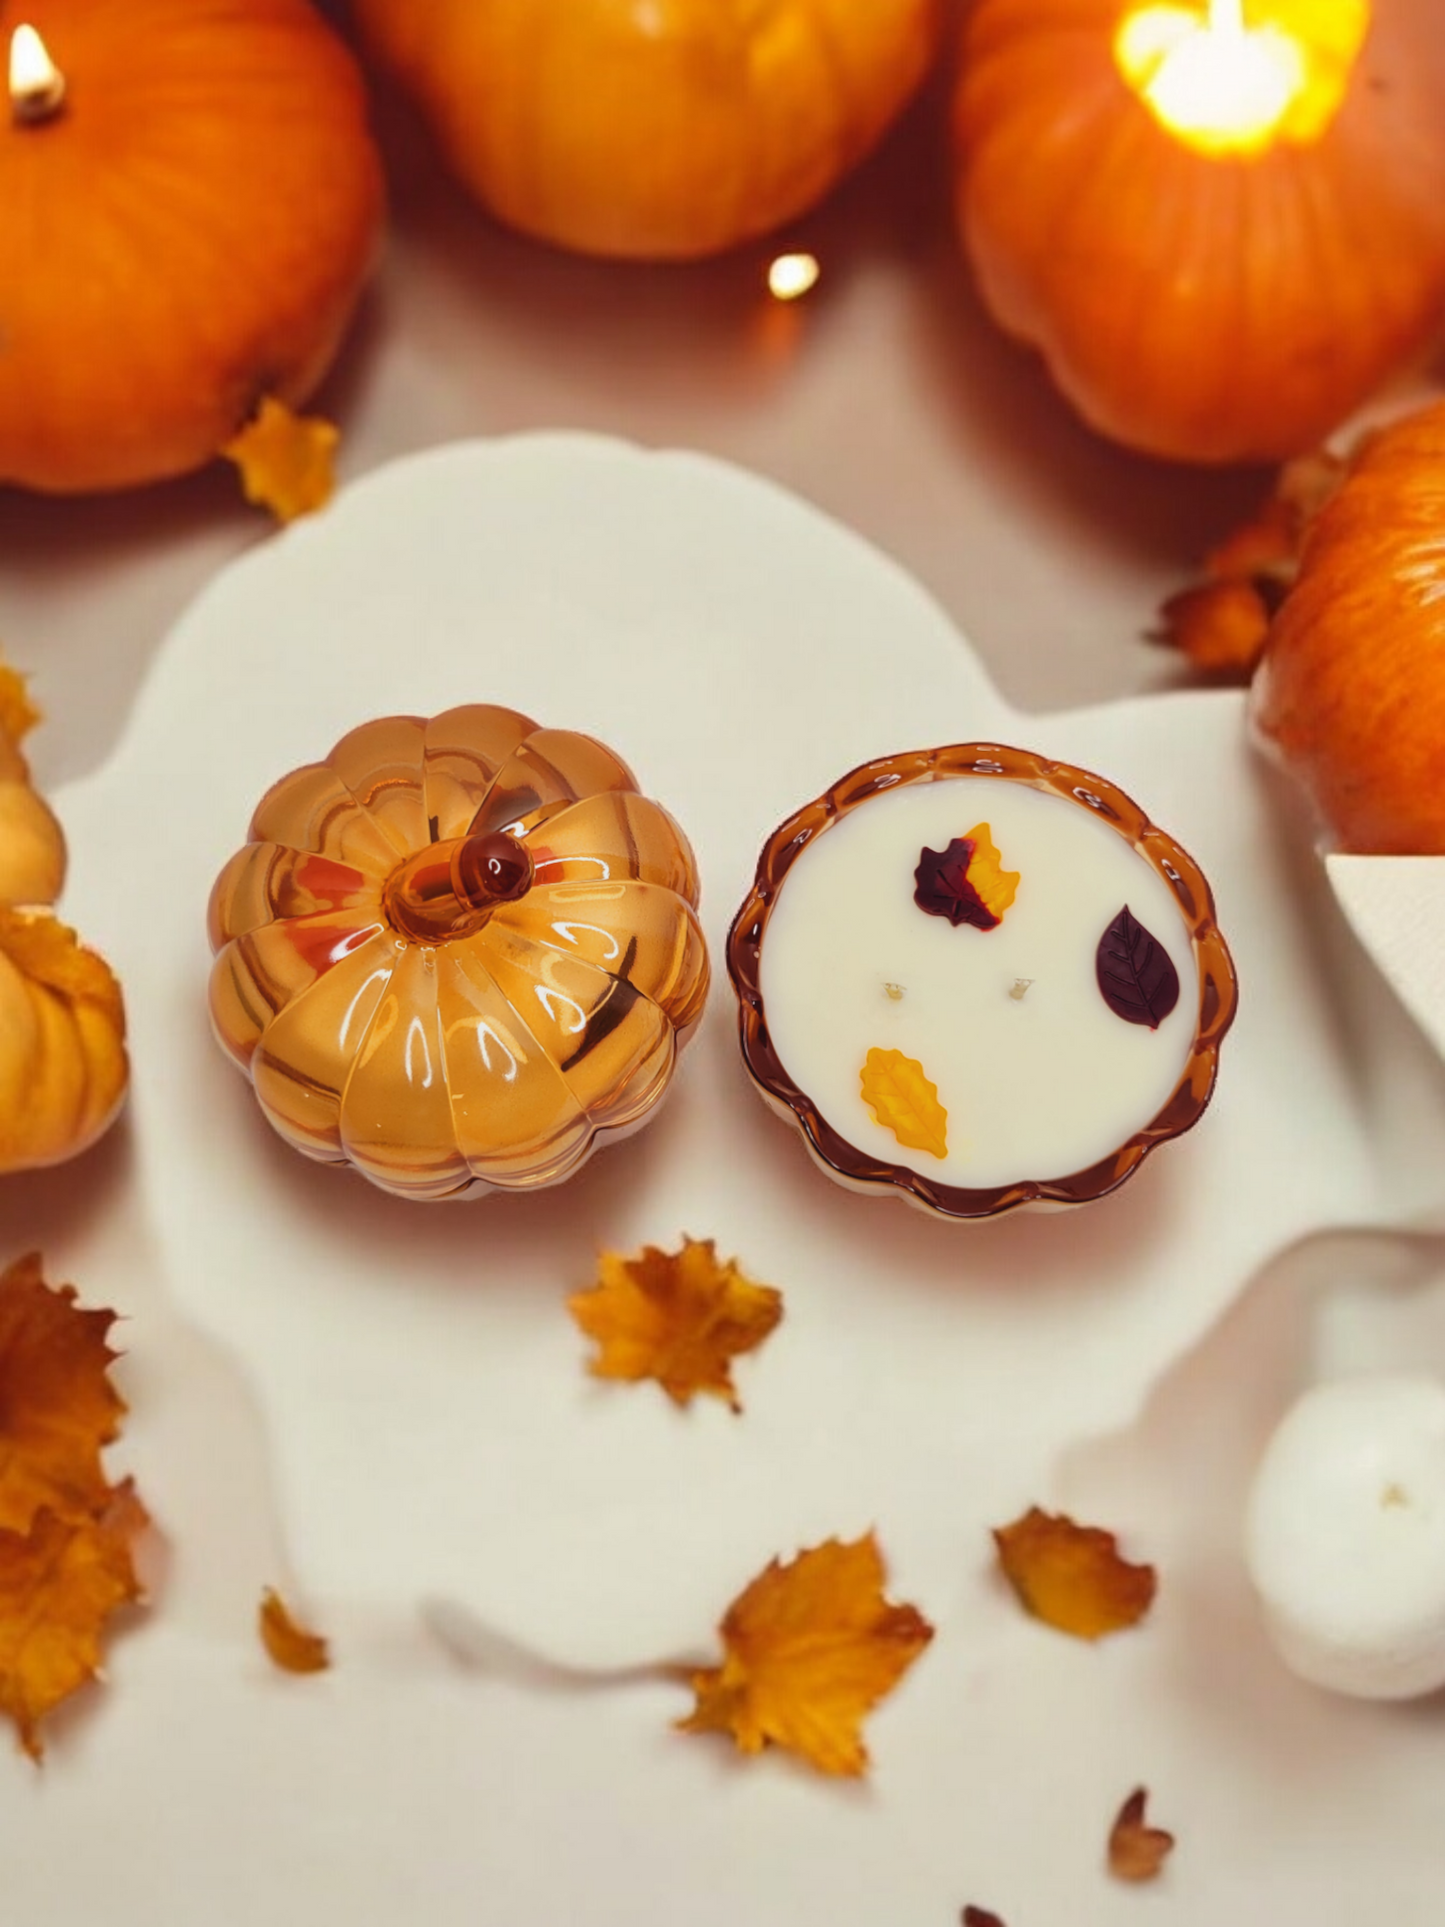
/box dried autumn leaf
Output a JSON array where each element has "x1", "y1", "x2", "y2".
[
  {"x1": 1155, "y1": 448, "x2": 1346, "y2": 679},
  {"x1": 223, "y1": 396, "x2": 339, "y2": 524},
  {"x1": 1157, "y1": 579, "x2": 1272, "y2": 676},
  {"x1": 0, "y1": 1481, "x2": 147, "y2": 1760},
  {"x1": 0, "y1": 1254, "x2": 123, "y2": 1535},
  {"x1": 993, "y1": 1508, "x2": 1156, "y2": 1640},
  {"x1": 259, "y1": 1587, "x2": 331, "y2": 1675},
  {"x1": 679, "y1": 1532, "x2": 934, "y2": 1777},
  {"x1": 569, "y1": 1237, "x2": 782, "y2": 1412},
  {"x1": 860, "y1": 1046, "x2": 949, "y2": 1159},
  {"x1": 0, "y1": 660, "x2": 40, "y2": 745},
  {"x1": 1109, "y1": 1787, "x2": 1176, "y2": 1884}
]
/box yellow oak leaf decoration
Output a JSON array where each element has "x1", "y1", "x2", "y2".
[
  {"x1": 223, "y1": 397, "x2": 339, "y2": 524},
  {"x1": 860, "y1": 1047, "x2": 949, "y2": 1158},
  {"x1": 569, "y1": 1237, "x2": 782, "y2": 1412},
  {"x1": 679, "y1": 1533, "x2": 934, "y2": 1777},
  {"x1": 961, "y1": 822, "x2": 1020, "y2": 924}
]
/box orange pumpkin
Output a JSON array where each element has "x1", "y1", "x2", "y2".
[
  {"x1": 0, "y1": 0, "x2": 384, "y2": 494},
  {"x1": 0, "y1": 664, "x2": 127, "y2": 1173},
  {"x1": 955, "y1": 0, "x2": 1445, "y2": 463},
  {"x1": 208, "y1": 708, "x2": 710, "y2": 1201},
  {"x1": 353, "y1": 0, "x2": 941, "y2": 261},
  {"x1": 1254, "y1": 402, "x2": 1445, "y2": 854}
]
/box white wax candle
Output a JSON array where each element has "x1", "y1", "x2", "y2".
[
  {"x1": 757, "y1": 776, "x2": 1199, "y2": 1189},
  {"x1": 1245, "y1": 1374, "x2": 1445, "y2": 1700}
]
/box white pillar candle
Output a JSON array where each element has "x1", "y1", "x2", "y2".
[
  {"x1": 746, "y1": 761, "x2": 1211, "y2": 1202},
  {"x1": 1245, "y1": 1374, "x2": 1445, "y2": 1700}
]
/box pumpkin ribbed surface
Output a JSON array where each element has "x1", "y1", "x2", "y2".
[
  {"x1": 354, "y1": 0, "x2": 940, "y2": 260},
  {"x1": 208, "y1": 707, "x2": 710, "y2": 1201}
]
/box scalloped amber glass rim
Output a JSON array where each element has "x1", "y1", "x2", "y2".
[{"x1": 726, "y1": 742, "x2": 1240, "y2": 1222}]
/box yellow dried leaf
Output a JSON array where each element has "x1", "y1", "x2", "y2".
[
  {"x1": 0, "y1": 661, "x2": 40, "y2": 746},
  {"x1": 569, "y1": 1237, "x2": 782, "y2": 1412},
  {"x1": 0, "y1": 1481, "x2": 148, "y2": 1760},
  {"x1": 259, "y1": 1588, "x2": 331, "y2": 1675},
  {"x1": 223, "y1": 397, "x2": 339, "y2": 524},
  {"x1": 960, "y1": 822, "x2": 1020, "y2": 923},
  {"x1": 679, "y1": 1533, "x2": 934, "y2": 1777},
  {"x1": 860, "y1": 1047, "x2": 949, "y2": 1159},
  {"x1": 1108, "y1": 1786, "x2": 1176, "y2": 1884},
  {"x1": 993, "y1": 1508, "x2": 1156, "y2": 1640},
  {"x1": 0, "y1": 1255, "x2": 123, "y2": 1536}
]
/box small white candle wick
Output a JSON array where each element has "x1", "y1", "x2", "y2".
[
  {"x1": 1009, "y1": 978, "x2": 1034, "y2": 1001},
  {"x1": 9, "y1": 23, "x2": 66, "y2": 126}
]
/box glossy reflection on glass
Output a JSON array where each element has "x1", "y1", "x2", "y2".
[{"x1": 208, "y1": 706, "x2": 709, "y2": 1201}]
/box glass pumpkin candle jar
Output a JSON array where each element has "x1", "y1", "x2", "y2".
[
  {"x1": 208, "y1": 707, "x2": 709, "y2": 1201},
  {"x1": 728, "y1": 743, "x2": 1236, "y2": 1219}
]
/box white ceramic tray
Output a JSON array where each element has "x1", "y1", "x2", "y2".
[{"x1": 9, "y1": 436, "x2": 1445, "y2": 1926}]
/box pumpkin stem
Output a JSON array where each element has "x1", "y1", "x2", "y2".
[
  {"x1": 9, "y1": 25, "x2": 66, "y2": 127},
  {"x1": 385, "y1": 830, "x2": 533, "y2": 945}
]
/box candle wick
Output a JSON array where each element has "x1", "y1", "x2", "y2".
[{"x1": 9, "y1": 24, "x2": 67, "y2": 128}]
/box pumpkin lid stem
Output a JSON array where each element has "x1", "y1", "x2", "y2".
[{"x1": 385, "y1": 830, "x2": 534, "y2": 945}]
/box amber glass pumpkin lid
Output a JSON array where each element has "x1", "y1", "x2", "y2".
[{"x1": 727, "y1": 743, "x2": 1238, "y2": 1221}]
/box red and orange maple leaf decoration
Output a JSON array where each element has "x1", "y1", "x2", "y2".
[
  {"x1": 259, "y1": 1588, "x2": 331, "y2": 1676},
  {"x1": 1108, "y1": 1786, "x2": 1176, "y2": 1883},
  {"x1": 0, "y1": 1253, "x2": 149, "y2": 1757},
  {"x1": 992, "y1": 1508, "x2": 1156, "y2": 1640},
  {"x1": 679, "y1": 1532, "x2": 934, "y2": 1777},
  {"x1": 568, "y1": 1237, "x2": 783, "y2": 1412}
]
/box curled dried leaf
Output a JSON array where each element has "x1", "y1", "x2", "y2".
[
  {"x1": 1154, "y1": 448, "x2": 1346, "y2": 680},
  {"x1": 993, "y1": 1507, "x2": 1157, "y2": 1640},
  {"x1": 679, "y1": 1532, "x2": 934, "y2": 1777},
  {"x1": 1158, "y1": 579, "x2": 1272, "y2": 676},
  {"x1": 0, "y1": 1254, "x2": 123, "y2": 1535},
  {"x1": 860, "y1": 1047, "x2": 949, "y2": 1159},
  {"x1": 0, "y1": 1481, "x2": 148, "y2": 1760},
  {"x1": 1108, "y1": 1787, "x2": 1176, "y2": 1883},
  {"x1": 259, "y1": 1588, "x2": 331, "y2": 1675},
  {"x1": 568, "y1": 1237, "x2": 782, "y2": 1412},
  {"x1": 223, "y1": 397, "x2": 339, "y2": 524}
]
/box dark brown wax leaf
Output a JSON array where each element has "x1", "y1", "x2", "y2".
[
  {"x1": 915, "y1": 838, "x2": 997, "y2": 930},
  {"x1": 1095, "y1": 906, "x2": 1181, "y2": 1029}
]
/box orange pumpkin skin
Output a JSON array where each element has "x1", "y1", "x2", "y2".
[
  {"x1": 0, "y1": 0, "x2": 385, "y2": 495},
  {"x1": 353, "y1": 0, "x2": 941, "y2": 261},
  {"x1": 955, "y1": 0, "x2": 1445, "y2": 463},
  {"x1": 1254, "y1": 404, "x2": 1445, "y2": 854}
]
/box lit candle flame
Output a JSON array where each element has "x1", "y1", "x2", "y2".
[
  {"x1": 1115, "y1": 0, "x2": 1368, "y2": 156},
  {"x1": 9, "y1": 23, "x2": 66, "y2": 125},
  {"x1": 768, "y1": 253, "x2": 821, "y2": 303}
]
